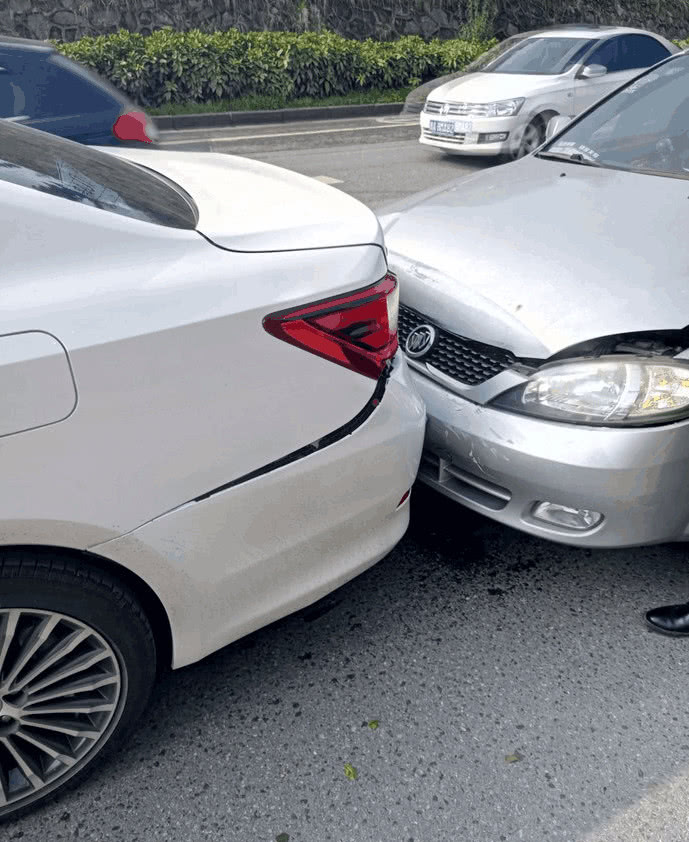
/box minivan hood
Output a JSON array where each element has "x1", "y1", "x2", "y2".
[
  {"x1": 430, "y1": 71, "x2": 562, "y2": 103},
  {"x1": 99, "y1": 147, "x2": 383, "y2": 252},
  {"x1": 383, "y1": 156, "x2": 689, "y2": 358}
]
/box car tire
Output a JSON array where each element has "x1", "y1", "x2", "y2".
[
  {"x1": 0, "y1": 553, "x2": 157, "y2": 821},
  {"x1": 516, "y1": 117, "x2": 546, "y2": 159},
  {"x1": 499, "y1": 117, "x2": 546, "y2": 163}
]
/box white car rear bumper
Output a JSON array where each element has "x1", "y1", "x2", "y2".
[{"x1": 91, "y1": 352, "x2": 426, "y2": 668}]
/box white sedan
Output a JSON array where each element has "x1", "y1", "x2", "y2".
[
  {"x1": 0, "y1": 120, "x2": 425, "y2": 819},
  {"x1": 420, "y1": 25, "x2": 678, "y2": 158}
]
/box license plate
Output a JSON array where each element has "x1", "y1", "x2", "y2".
[
  {"x1": 430, "y1": 119, "x2": 473, "y2": 135},
  {"x1": 430, "y1": 119, "x2": 455, "y2": 136}
]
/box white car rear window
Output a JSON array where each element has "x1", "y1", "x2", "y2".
[{"x1": 0, "y1": 119, "x2": 197, "y2": 228}]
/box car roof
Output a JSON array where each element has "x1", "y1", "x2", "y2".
[
  {"x1": 0, "y1": 37, "x2": 134, "y2": 107},
  {"x1": 0, "y1": 35, "x2": 55, "y2": 54},
  {"x1": 534, "y1": 25, "x2": 662, "y2": 39}
]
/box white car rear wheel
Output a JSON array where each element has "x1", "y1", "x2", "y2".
[{"x1": 0, "y1": 555, "x2": 157, "y2": 821}]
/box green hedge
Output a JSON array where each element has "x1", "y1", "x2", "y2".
[{"x1": 54, "y1": 29, "x2": 495, "y2": 108}]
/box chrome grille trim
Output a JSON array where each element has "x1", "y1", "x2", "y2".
[{"x1": 425, "y1": 100, "x2": 491, "y2": 117}]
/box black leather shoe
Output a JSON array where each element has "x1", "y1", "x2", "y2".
[{"x1": 646, "y1": 603, "x2": 689, "y2": 636}]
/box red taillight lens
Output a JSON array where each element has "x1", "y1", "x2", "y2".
[
  {"x1": 263, "y1": 273, "x2": 399, "y2": 380},
  {"x1": 113, "y1": 111, "x2": 153, "y2": 143}
]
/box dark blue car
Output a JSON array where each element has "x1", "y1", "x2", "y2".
[{"x1": 0, "y1": 35, "x2": 158, "y2": 145}]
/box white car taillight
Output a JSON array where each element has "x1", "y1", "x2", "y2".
[{"x1": 263, "y1": 273, "x2": 399, "y2": 380}]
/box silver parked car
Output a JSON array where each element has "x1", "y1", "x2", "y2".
[
  {"x1": 419, "y1": 25, "x2": 678, "y2": 158},
  {"x1": 382, "y1": 50, "x2": 689, "y2": 548}
]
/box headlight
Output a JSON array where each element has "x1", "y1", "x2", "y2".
[
  {"x1": 489, "y1": 357, "x2": 689, "y2": 426},
  {"x1": 485, "y1": 98, "x2": 525, "y2": 117}
]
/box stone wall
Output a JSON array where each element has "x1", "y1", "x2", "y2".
[
  {"x1": 496, "y1": 1, "x2": 689, "y2": 41},
  {"x1": 1, "y1": 0, "x2": 688, "y2": 45}
]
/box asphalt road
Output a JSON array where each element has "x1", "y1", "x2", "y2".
[
  {"x1": 156, "y1": 114, "x2": 495, "y2": 209},
  {"x1": 10, "y1": 117, "x2": 689, "y2": 842}
]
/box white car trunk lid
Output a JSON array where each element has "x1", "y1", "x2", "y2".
[{"x1": 99, "y1": 147, "x2": 383, "y2": 252}]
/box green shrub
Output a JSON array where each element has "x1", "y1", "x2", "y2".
[{"x1": 54, "y1": 29, "x2": 495, "y2": 107}]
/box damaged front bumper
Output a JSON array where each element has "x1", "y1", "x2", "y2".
[{"x1": 410, "y1": 367, "x2": 689, "y2": 548}]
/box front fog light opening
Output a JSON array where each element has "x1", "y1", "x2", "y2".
[
  {"x1": 531, "y1": 501, "x2": 603, "y2": 531},
  {"x1": 480, "y1": 132, "x2": 509, "y2": 143}
]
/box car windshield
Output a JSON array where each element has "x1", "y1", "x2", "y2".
[
  {"x1": 465, "y1": 35, "x2": 529, "y2": 72},
  {"x1": 485, "y1": 36, "x2": 597, "y2": 75},
  {"x1": 540, "y1": 53, "x2": 689, "y2": 178}
]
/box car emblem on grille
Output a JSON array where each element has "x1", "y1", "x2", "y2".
[
  {"x1": 405, "y1": 325, "x2": 437, "y2": 359},
  {"x1": 441, "y1": 103, "x2": 450, "y2": 115}
]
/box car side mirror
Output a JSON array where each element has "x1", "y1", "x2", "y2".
[
  {"x1": 579, "y1": 64, "x2": 608, "y2": 80},
  {"x1": 545, "y1": 114, "x2": 572, "y2": 141}
]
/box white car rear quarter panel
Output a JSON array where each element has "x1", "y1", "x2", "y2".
[
  {"x1": 92, "y1": 353, "x2": 426, "y2": 668},
  {"x1": 0, "y1": 182, "x2": 389, "y2": 541}
]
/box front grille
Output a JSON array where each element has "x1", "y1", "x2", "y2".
[
  {"x1": 422, "y1": 129, "x2": 468, "y2": 144},
  {"x1": 425, "y1": 100, "x2": 491, "y2": 117},
  {"x1": 398, "y1": 303, "x2": 515, "y2": 386}
]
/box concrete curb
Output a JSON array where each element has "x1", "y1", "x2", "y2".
[{"x1": 154, "y1": 101, "x2": 404, "y2": 131}]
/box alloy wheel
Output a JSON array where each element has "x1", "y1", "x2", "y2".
[
  {"x1": 0, "y1": 608, "x2": 124, "y2": 809},
  {"x1": 515, "y1": 121, "x2": 544, "y2": 159}
]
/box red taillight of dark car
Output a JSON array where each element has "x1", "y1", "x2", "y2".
[
  {"x1": 113, "y1": 111, "x2": 155, "y2": 144},
  {"x1": 263, "y1": 273, "x2": 400, "y2": 380}
]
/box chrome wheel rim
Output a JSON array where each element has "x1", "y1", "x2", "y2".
[{"x1": 0, "y1": 608, "x2": 123, "y2": 810}]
